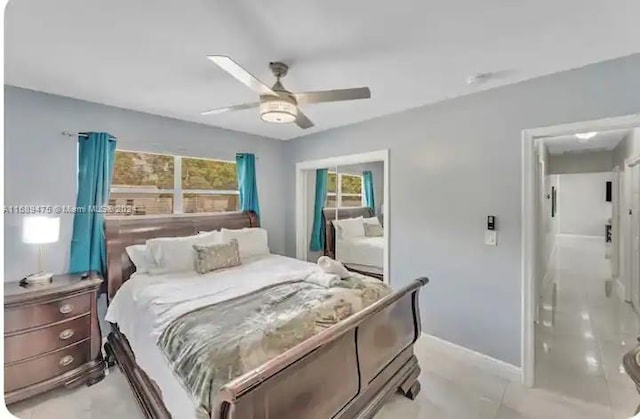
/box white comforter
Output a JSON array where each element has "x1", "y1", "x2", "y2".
[
  {"x1": 336, "y1": 236, "x2": 384, "y2": 269},
  {"x1": 105, "y1": 254, "x2": 324, "y2": 419}
]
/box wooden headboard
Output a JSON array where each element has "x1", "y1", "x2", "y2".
[
  {"x1": 105, "y1": 211, "x2": 259, "y2": 301},
  {"x1": 322, "y1": 207, "x2": 374, "y2": 259}
]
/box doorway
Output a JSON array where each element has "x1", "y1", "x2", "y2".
[{"x1": 522, "y1": 115, "x2": 640, "y2": 389}]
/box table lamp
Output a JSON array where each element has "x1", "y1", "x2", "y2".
[{"x1": 22, "y1": 216, "x2": 60, "y2": 284}]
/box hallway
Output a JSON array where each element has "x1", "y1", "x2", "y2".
[{"x1": 537, "y1": 235, "x2": 640, "y2": 418}]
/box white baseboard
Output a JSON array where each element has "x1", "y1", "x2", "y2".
[{"x1": 421, "y1": 332, "x2": 522, "y2": 383}]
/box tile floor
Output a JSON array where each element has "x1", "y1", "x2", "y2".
[
  {"x1": 533, "y1": 235, "x2": 640, "y2": 419},
  {"x1": 6, "y1": 235, "x2": 640, "y2": 419}
]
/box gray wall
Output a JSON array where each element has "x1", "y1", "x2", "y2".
[
  {"x1": 548, "y1": 150, "x2": 614, "y2": 174},
  {"x1": 4, "y1": 86, "x2": 288, "y2": 281},
  {"x1": 614, "y1": 128, "x2": 640, "y2": 167},
  {"x1": 284, "y1": 53, "x2": 640, "y2": 366},
  {"x1": 557, "y1": 172, "x2": 612, "y2": 237}
]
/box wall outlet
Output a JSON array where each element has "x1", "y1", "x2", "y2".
[{"x1": 485, "y1": 230, "x2": 497, "y2": 246}]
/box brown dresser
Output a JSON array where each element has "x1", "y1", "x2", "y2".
[{"x1": 4, "y1": 273, "x2": 105, "y2": 404}]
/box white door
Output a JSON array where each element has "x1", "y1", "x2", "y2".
[
  {"x1": 631, "y1": 163, "x2": 640, "y2": 308},
  {"x1": 621, "y1": 166, "x2": 632, "y2": 303}
]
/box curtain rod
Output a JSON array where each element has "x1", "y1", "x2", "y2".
[
  {"x1": 61, "y1": 130, "x2": 87, "y2": 138},
  {"x1": 60, "y1": 130, "x2": 257, "y2": 160},
  {"x1": 61, "y1": 130, "x2": 118, "y2": 139}
]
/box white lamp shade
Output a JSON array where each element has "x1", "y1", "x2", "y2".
[{"x1": 22, "y1": 216, "x2": 60, "y2": 244}]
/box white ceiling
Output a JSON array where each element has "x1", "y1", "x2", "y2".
[
  {"x1": 543, "y1": 129, "x2": 630, "y2": 155},
  {"x1": 5, "y1": 0, "x2": 640, "y2": 141}
]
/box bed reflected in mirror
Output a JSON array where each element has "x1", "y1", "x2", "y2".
[{"x1": 305, "y1": 160, "x2": 385, "y2": 281}]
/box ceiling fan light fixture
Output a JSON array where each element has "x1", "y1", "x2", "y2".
[
  {"x1": 575, "y1": 132, "x2": 597, "y2": 140},
  {"x1": 203, "y1": 57, "x2": 370, "y2": 129},
  {"x1": 260, "y1": 98, "x2": 297, "y2": 124}
]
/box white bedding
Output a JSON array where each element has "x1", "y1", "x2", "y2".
[
  {"x1": 105, "y1": 254, "x2": 320, "y2": 419},
  {"x1": 336, "y1": 236, "x2": 384, "y2": 269}
]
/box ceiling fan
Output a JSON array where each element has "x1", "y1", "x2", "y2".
[{"x1": 201, "y1": 56, "x2": 371, "y2": 129}]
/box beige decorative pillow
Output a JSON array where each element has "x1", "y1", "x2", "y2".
[
  {"x1": 364, "y1": 223, "x2": 383, "y2": 237},
  {"x1": 193, "y1": 239, "x2": 241, "y2": 274}
]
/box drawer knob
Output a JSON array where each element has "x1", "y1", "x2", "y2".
[
  {"x1": 59, "y1": 355, "x2": 74, "y2": 367},
  {"x1": 59, "y1": 329, "x2": 75, "y2": 340},
  {"x1": 59, "y1": 304, "x2": 73, "y2": 314}
]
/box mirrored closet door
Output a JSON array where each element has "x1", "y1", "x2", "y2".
[{"x1": 305, "y1": 159, "x2": 385, "y2": 280}]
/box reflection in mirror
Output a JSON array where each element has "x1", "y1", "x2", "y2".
[
  {"x1": 305, "y1": 160, "x2": 385, "y2": 281},
  {"x1": 307, "y1": 166, "x2": 335, "y2": 263}
]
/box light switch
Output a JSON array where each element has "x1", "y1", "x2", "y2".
[{"x1": 485, "y1": 230, "x2": 497, "y2": 246}]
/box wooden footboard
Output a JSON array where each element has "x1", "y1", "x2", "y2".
[
  {"x1": 105, "y1": 277, "x2": 428, "y2": 419},
  {"x1": 215, "y1": 277, "x2": 428, "y2": 419}
]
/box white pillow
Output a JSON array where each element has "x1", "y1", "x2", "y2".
[
  {"x1": 333, "y1": 217, "x2": 365, "y2": 239},
  {"x1": 363, "y1": 216, "x2": 381, "y2": 226},
  {"x1": 221, "y1": 228, "x2": 270, "y2": 259},
  {"x1": 125, "y1": 244, "x2": 157, "y2": 274},
  {"x1": 146, "y1": 231, "x2": 222, "y2": 273}
]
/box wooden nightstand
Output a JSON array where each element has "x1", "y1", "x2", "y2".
[{"x1": 4, "y1": 273, "x2": 105, "y2": 404}]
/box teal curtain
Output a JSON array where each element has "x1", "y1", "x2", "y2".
[
  {"x1": 236, "y1": 153, "x2": 260, "y2": 218},
  {"x1": 363, "y1": 170, "x2": 375, "y2": 211},
  {"x1": 69, "y1": 132, "x2": 117, "y2": 275},
  {"x1": 309, "y1": 169, "x2": 328, "y2": 251}
]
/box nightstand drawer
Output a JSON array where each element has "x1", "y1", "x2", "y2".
[
  {"x1": 4, "y1": 339, "x2": 90, "y2": 393},
  {"x1": 5, "y1": 293, "x2": 91, "y2": 334},
  {"x1": 5, "y1": 315, "x2": 91, "y2": 364}
]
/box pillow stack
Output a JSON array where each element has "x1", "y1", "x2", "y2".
[
  {"x1": 125, "y1": 244, "x2": 158, "y2": 274},
  {"x1": 220, "y1": 228, "x2": 269, "y2": 259},
  {"x1": 125, "y1": 227, "x2": 270, "y2": 275},
  {"x1": 333, "y1": 216, "x2": 382, "y2": 240}
]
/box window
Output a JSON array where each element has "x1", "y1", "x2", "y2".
[
  {"x1": 181, "y1": 157, "x2": 239, "y2": 214},
  {"x1": 110, "y1": 150, "x2": 239, "y2": 215},
  {"x1": 325, "y1": 172, "x2": 363, "y2": 209}
]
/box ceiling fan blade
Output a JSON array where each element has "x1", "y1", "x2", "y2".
[
  {"x1": 207, "y1": 55, "x2": 276, "y2": 96},
  {"x1": 200, "y1": 102, "x2": 260, "y2": 116},
  {"x1": 295, "y1": 110, "x2": 314, "y2": 129},
  {"x1": 294, "y1": 87, "x2": 371, "y2": 105}
]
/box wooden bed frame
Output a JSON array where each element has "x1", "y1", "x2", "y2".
[
  {"x1": 623, "y1": 338, "x2": 640, "y2": 415},
  {"x1": 322, "y1": 207, "x2": 383, "y2": 280},
  {"x1": 103, "y1": 211, "x2": 428, "y2": 419}
]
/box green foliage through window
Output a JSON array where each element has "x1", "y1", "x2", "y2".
[
  {"x1": 110, "y1": 150, "x2": 239, "y2": 216},
  {"x1": 182, "y1": 158, "x2": 238, "y2": 190},
  {"x1": 327, "y1": 172, "x2": 337, "y2": 193},
  {"x1": 341, "y1": 174, "x2": 362, "y2": 194},
  {"x1": 325, "y1": 172, "x2": 362, "y2": 208},
  {"x1": 112, "y1": 150, "x2": 174, "y2": 189}
]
